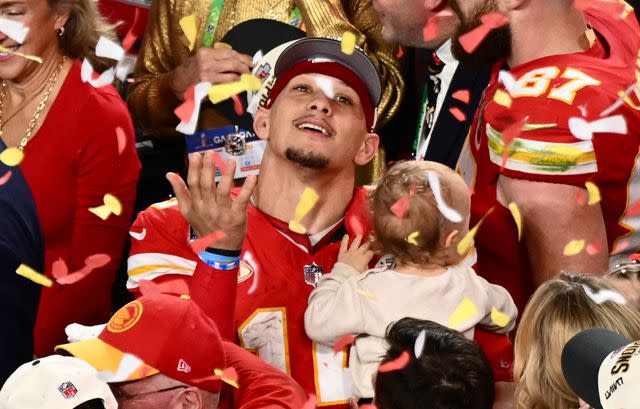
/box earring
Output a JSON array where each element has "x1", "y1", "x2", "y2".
[{"x1": 57, "y1": 27, "x2": 65, "y2": 37}]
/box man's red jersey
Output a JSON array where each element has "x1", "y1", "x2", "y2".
[{"x1": 456, "y1": 4, "x2": 640, "y2": 311}]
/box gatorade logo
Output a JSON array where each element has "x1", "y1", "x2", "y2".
[{"x1": 108, "y1": 301, "x2": 143, "y2": 333}]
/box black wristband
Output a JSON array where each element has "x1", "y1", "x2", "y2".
[{"x1": 204, "y1": 247, "x2": 242, "y2": 257}]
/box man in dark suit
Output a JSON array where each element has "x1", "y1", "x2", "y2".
[
  {"x1": 372, "y1": 0, "x2": 491, "y2": 169},
  {"x1": 0, "y1": 143, "x2": 44, "y2": 384}
]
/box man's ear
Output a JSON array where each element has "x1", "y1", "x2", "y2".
[
  {"x1": 171, "y1": 387, "x2": 203, "y2": 409},
  {"x1": 253, "y1": 107, "x2": 271, "y2": 141},
  {"x1": 354, "y1": 132, "x2": 380, "y2": 166},
  {"x1": 444, "y1": 229, "x2": 459, "y2": 248},
  {"x1": 507, "y1": 0, "x2": 526, "y2": 10}
]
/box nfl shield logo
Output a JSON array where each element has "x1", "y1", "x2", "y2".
[
  {"x1": 58, "y1": 381, "x2": 78, "y2": 399},
  {"x1": 304, "y1": 262, "x2": 323, "y2": 287}
]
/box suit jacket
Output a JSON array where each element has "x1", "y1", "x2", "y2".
[{"x1": 415, "y1": 48, "x2": 491, "y2": 169}]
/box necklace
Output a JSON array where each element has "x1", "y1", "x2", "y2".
[{"x1": 0, "y1": 56, "x2": 66, "y2": 151}]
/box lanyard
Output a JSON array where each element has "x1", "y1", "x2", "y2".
[
  {"x1": 201, "y1": 0, "x2": 303, "y2": 47},
  {"x1": 413, "y1": 84, "x2": 430, "y2": 153}
]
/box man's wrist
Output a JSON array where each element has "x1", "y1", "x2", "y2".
[{"x1": 198, "y1": 249, "x2": 240, "y2": 270}]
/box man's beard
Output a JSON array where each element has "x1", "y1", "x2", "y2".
[
  {"x1": 449, "y1": 0, "x2": 512, "y2": 66},
  {"x1": 285, "y1": 147, "x2": 330, "y2": 170}
]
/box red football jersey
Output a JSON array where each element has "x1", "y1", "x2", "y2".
[{"x1": 456, "y1": 4, "x2": 640, "y2": 311}]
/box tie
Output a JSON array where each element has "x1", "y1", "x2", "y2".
[{"x1": 414, "y1": 51, "x2": 445, "y2": 160}]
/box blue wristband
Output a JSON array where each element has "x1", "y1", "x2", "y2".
[{"x1": 198, "y1": 251, "x2": 240, "y2": 270}]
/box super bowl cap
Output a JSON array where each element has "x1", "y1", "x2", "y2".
[
  {"x1": 56, "y1": 294, "x2": 226, "y2": 393},
  {"x1": 274, "y1": 37, "x2": 382, "y2": 107},
  {"x1": 561, "y1": 328, "x2": 631, "y2": 409},
  {"x1": 0, "y1": 355, "x2": 117, "y2": 409}
]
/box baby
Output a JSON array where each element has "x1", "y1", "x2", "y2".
[{"x1": 304, "y1": 160, "x2": 517, "y2": 400}]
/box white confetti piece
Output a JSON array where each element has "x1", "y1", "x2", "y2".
[
  {"x1": 568, "y1": 115, "x2": 627, "y2": 141},
  {"x1": 95, "y1": 36, "x2": 125, "y2": 61},
  {"x1": 427, "y1": 170, "x2": 463, "y2": 223},
  {"x1": 582, "y1": 285, "x2": 627, "y2": 305},
  {"x1": 600, "y1": 82, "x2": 637, "y2": 117},
  {"x1": 0, "y1": 17, "x2": 28, "y2": 44},
  {"x1": 315, "y1": 76, "x2": 336, "y2": 99},
  {"x1": 97, "y1": 353, "x2": 143, "y2": 383},
  {"x1": 252, "y1": 50, "x2": 263, "y2": 66},
  {"x1": 176, "y1": 81, "x2": 213, "y2": 135},
  {"x1": 414, "y1": 329, "x2": 426, "y2": 358},
  {"x1": 498, "y1": 70, "x2": 516, "y2": 94},
  {"x1": 115, "y1": 55, "x2": 136, "y2": 82},
  {"x1": 81, "y1": 59, "x2": 116, "y2": 88},
  {"x1": 65, "y1": 323, "x2": 106, "y2": 343}
]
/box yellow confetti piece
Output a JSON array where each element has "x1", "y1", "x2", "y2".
[
  {"x1": 0, "y1": 147, "x2": 24, "y2": 166},
  {"x1": 89, "y1": 194, "x2": 122, "y2": 220},
  {"x1": 585, "y1": 182, "x2": 601, "y2": 205},
  {"x1": 508, "y1": 202, "x2": 522, "y2": 241},
  {"x1": 563, "y1": 239, "x2": 586, "y2": 256},
  {"x1": 356, "y1": 288, "x2": 377, "y2": 301},
  {"x1": 179, "y1": 15, "x2": 198, "y2": 51},
  {"x1": 0, "y1": 46, "x2": 42, "y2": 63},
  {"x1": 493, "y1": 89, "x2": 512, "y2": 108},
  {"x1": 16, "y1": 264, "x2": 52, "y2": 287},
  {"x1": 406, "y1": 231, "x2": 420, "y2": 245},
  {"x1": 490, "y1": 307, "x2": 511, "y2": 327},
  {"x1": 240, "y1": 73, "x2": 261, "y2": 90},
  {"x1": 288, "y1": 187, "x2": 319, "y2": 234},
  {"x1": 341, "y1": 32, "x2": 357, "y2": 55},
  {"x1": 214, "y1": 369, "x2": 239, "y2": 388},
  {"x1": 457, "y1": 207, "x2": 494, "y2": 255},
  {"x1": 447, "y1": 297, "x2": 477, "y2": 328},
  {"x1": 208, "y1": 74, "x2": 261, "y2": 104}
]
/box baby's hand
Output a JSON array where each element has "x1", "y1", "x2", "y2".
[{"x1": 338, "y1": 234, "x2": 374, "y2": 273}]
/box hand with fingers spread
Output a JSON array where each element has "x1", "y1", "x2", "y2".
[
  {"x1": 338, "y1": 234, "x2": 375, "y2": 273},
  {"x1": 166, "y1": 152, "x2": 257, "y2": 251},
  {"x1": 170, "y1": 45, "x2": 254, "y2": 99}
]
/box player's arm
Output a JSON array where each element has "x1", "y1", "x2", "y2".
[{"x1": 497, "y1": 175, "x2": 609, "y2": 285}]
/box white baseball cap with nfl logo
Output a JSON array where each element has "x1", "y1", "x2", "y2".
[{"x1": 0, "y1": 355, "x2": 117, "y2": 409}]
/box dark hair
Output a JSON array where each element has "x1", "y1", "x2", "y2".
[
  {"x1": 74, "y1": 399, "x2": 106, "y2": 409},
  {"x1": 374, "y1": 317, "x2": 494, "y2": 409}
]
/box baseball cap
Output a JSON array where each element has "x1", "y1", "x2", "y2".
[
  {"x1": 561, "y1": 328, "x2": 638, "y2": 409},
  {"x1": 265, "y1": 37, "x2": 382, "y2": 130},
  {"x1": 56, "y1": 294, "x2": 226, "y2": 392},
  {"x1": 0, "y1": 355, "x2": 117, "y2": 409}
]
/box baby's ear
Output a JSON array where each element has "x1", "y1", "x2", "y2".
[{"x1": 444, "y1": 229, "x2": 459, "y2": 248}]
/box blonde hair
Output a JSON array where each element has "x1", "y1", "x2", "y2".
[
  {"x1": 49, "y1": 0, "x2": 119, "y2": 71},
  {"x1": 513, "y1": 273, "x2": 640, "y2": 409}
]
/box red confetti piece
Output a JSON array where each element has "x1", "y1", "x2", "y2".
[
  {"x1": 628, "y1": 199, "x2": 640, "y2": 217},
  {"x1": 302, "y1": 394, "x2": 317, "y2": 409},
  {"x1": 190, "y1": 230, "x2": 227, "y2": 254},
  {"x1": 0, "y1": 170, "x2": 12, "y2": 185},
  {"x1": 138, "y1": 279, "x2": 163, "y2": 297},
  {"x1": 452, "y1": 89, "x2": 471, "y2": 104},
  {"x1": 115, "y1": 126, "x2": 126, "y2": 155},
  {"x1": 55, "y1": 266, "x2": 97, "y2": 285},
  {"x1": 174, "y1": 85, "x2": 196, "y2": 123},
  {"x1": 449, "y1": 107, "x2": 466, "y2": 122},
  {"x1": 423, "y1": 15, "x2": 440, "y2": 42},
  {"x1": 212, "y1": 152, "x2": 227, "y2": 173},
  {"x1": 500, "y1": 116, "x2": 528, "y2": 170},
  {"x1": 231, "y1": 94, "x2": 244, "y2": 116},
  {"x1": 576, "y1": 189, "x2": 587, "y2": 206},
  {"x1": 333, "y1": 334, "x2": 356, "y2": 355},
  {"x1": 628, "y1": 253, "x2": 640, "y2": 262},
  {"x1": 347, "y1": 213, "x2": 365, "y2": 237},
  {"x1": 51, "y1": 258, "x2": 69, "y2": 280},
  {"x1": 390, "y1": 196, "x2": 410, "y2": 218},
  {"x1": 85, "y1": 254, "x2": 111, "y2": 269},
  {"x1": 586, "y1": 240, "x2": 603, "y2": 255},
  {"x1": 573, "y1": 0, "x2": 627, "y2": 16},
  {"x1": 121, "y1": 8, "x2": 144, "y2": 53},
  {"x1": 378, "y1": 350, "x2": 410, "y2": 373},
  {"x1": 396, "y1": 46, "x2": 404, "y2": 59},
  {"x1": 458, "y1": 12, "x2": 508, "y2": 53}
]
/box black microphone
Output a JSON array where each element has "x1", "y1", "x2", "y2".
[{"x1": 561, "y1": 328, "x2": 640, "y2": 409}]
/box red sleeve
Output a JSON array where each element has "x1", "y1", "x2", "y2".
[
  {"x1": 219, "y1": 342, "x2": 306, "y2": 409},
  {"x1": 473, "y1": 329, "x2": 514, "y2": 383}
]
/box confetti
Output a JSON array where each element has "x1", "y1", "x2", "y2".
[
  {"x1": 315, "y1": 76, "x2": 336, "y2": 99},
  {"x1": 211, "y1": 152, "x2": 227, "y2": 173},
  {"x1": 179, "y1": 14, "x2": 198, "y2": 51},
  {"x1": 378, "y1": 351, "x2": 410, "y2": 373},
  {"x1": 51, "y1": 258, "x2": 69, "y2": 281},
  {"x1": 175, "y1": 85, "x2": 196, "y2": 123},
  {"x1": 214, "y1": 367, "x2": 239, "y2": 388},
  {"x1": 490, "y1": 307, "x2": 511, "y2": 327},
  {"x1": 447, "y1": 297, "x2": 477, "y2": 327},
  {"x1": 493, "y1": 89, "x2": 512, "y2": 108},
  {"x1": 302, "y1": 394, "x2": 317, "y2": 409},
  {"x1": 427, "y1": 170, "x2": 463, "y2": 223},
  {"x1": 0, "y1": 147, "x2": 24, "y2": 166},
  {"x1": 89, "y1": 193, "x2": 122, "y2": 220},
  {"x1": 289, "y1": 187, "x2": 319, "y2": 234},
  {"x1": 568, "y1": 115, "x2": 627, "y2": 141},
  {"x1": 396, "y1": 46, "x2": 404, "y2": 59},
  {"x1": 457, "y1": 208, "x2": 494, "y2": 255},
  {"x1": 176, "y1": 81, "x2": 212, "y2": 135},
  {"x1": 357, "y1": 288, "x2": 377, "y2": 301},
  {"x1": 0, "y1": 170, "x2": 12, "y2": 185},
  {"x1": 582, "y1": 284, "x2": 627, "y2": 305},
  {"x1": 573, "y1": 0, "x2": 628, "y2": 17},
  {"x1": 0, "y1": 45, "x2": 41, "y2": 63},
  {"x1": 406, "y1": 231, "x2": 420, "y2": 246},
  {"x1": 414, "y1": 329, "x2": 426, "y2": 358},
  {"x1": 601, "y1": 82, "x2": 637, "y2": 117},
  {"x1": 458, "y1": 12, "x2": 509, "y2": 53},
  {"x1": 122, "y1": 7, "x2": 144, "y2": 52},
  {"x1": 16, "y1": 264, "x2": 52, "y2": 287},
  {"x1": 390, "y1": 196, "x2": 410, "y2": 218},
  {"x1": 115, "y1": 126, "x2": 126, "y2": 155},
  {"x1": 563, "y1": 239, "x2": 586, "y2": 256},
  {"x1": 585, "y1": 182, "x2": 601, "y2": 205},
  {"x1": 422, "y1": 15, "x2": 440, "y2": 41},
  {"x1": 95, "y1": 36, "x2": 125, "y2": 61},
  {"x1": 333, "y1": 334, "x2": 356, "y2": 355},
  {"x1": 499, "y1": 116, "x2": 528, "y2": 170},
  {"x1": 0, "y1": 17, "x2": 28, "y2": 43},
  {"x1": 341, "y1": 31, "x2": 356, "y2": 55},
  {"x1": 628, "y1": 199, "x2": 640, "y2": 217},
  {"x1": 586, "y1": 240, "x2": 603, "y2": 255},
  {"x1": 498, "y1": 70, "x2": 517, "y2": 95},
  {"x1": 629, "y1": 253, "x2": 640, "y2": 262},
  {"x1": 252, "y1": 50, "x2": 263, "y2": 66},
  {"x1": 347, "y1": 213, "x2": 365, "y2": 237},
  {"x1": 85, "y1": 254, "x2": 111, "y2": 269},
  {"x1": 65, "y1": 323, "x2": 106, "y2": 343},
  {"x1": 190, "y1": 230, "x2": 227, "y2": 254},
  {"x1": 576, "y1": 189, "x2": 587, "y2": 206},
  {"x1": 231, "y1": 94, "x2": 244, "y2": 116},
  {"x1": 97, "y1": 353, "x2": 143, "y2": 382},
  {"x1": 507, "y1": 202, "x2": 522, "y2": 241},
  {"x1": 452, "y1": 89, "x2": 470, "y2": 104},
  {"x1": 449, "y1": 107, "x2": 466, "y2": 122},
  {"x1": 80, "y1": 59, "x2": 115, "y2": 88},
  {"x1": 208, "y1": 74, "x2": 261, "y2": 104}
]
